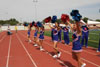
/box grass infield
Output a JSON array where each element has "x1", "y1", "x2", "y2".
[{"x1": 43, "y1": 30, "x2": 100, "y2": 48}]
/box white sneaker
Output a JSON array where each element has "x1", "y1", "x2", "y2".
[
  {"x1": 81, "y1": 63, "x2": 86, "y2": 67},
  {"x1": 53, "y1": 55, "x2": 57, "y2": 58},
  {"x1": 40, "y1": 48, "x2": 44, "y2": 51},
  {"x1": 40, "y1": 47, "x2": 44, "y2": 51},
  {"x1": 29, "y1": 40, "x2": 31, "y2": 43},
  {"x1": 96, "y1": 50, "x2": 99, "y2": 52},
  {"x1": 34, "y1": 44, "x2": 38, "y2": 47},
  {"x1": 57, "y1": 52, "x2": 61, "y2": 58}
]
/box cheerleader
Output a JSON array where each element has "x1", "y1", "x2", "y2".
[
  {"x1": 62, "y1": 24, "x2": 70, "y2": 45},
  {"x1": 33, "y1": 26, "x2": 39, "y2": 46},
  {"x1": 37, "y1": 26, "x2": 45, "y2": 51},
  {"x1": 97, "y1": 36, "x2": 100, "y2": 52},
  {"x1": 27, "y1": 25, "x2": 31, "y2": 43},
  {"x1": 81, "y1": 23, "x2": 89, "y2": 48},
  {"x1": 49, "y1": 22, "x2": 61, "y2": 58},
  {"x1": 58, "y1": 28, "x2": 62, "y2": 42},
  {"x1": 51, "y1": 28, "x2": 54, "y2": 41},
  {"x1": 67, "y1": 21, "x2": 86, "y2": 67}
]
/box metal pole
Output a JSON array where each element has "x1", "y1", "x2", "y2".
[{"x1": 33, "y1": 0, "x2": 38, "y2": 22}]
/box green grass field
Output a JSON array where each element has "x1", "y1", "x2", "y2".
[{"x1": 44, "y1": 30, "x2": 100, "y2": 48}]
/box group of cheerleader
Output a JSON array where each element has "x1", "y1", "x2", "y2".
[
  {"x1": 26, "y1": 10, "x2": 92, "y2": 67},
  {"x1": 27, "y1": 23, "x2": 45, "y2": 51}
]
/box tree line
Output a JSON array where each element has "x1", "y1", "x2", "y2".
[
  {"x1": 0, "y1": 17, "x2": 100, "y2": 25},
  {"x1": 0, "y1": 18, "x2": 19, "y2": 25}
]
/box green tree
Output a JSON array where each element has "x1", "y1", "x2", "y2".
[
  {"x1": 83, "y1": 17, "x2": 88, "y2": 23},
  {"x1": 95, "y1": 19, "x2": 100, "y2": 22},
  {"x1": 0, "y1": 18, "x2": 19, "y2": 25}
]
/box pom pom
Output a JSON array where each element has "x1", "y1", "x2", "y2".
[
  {"x1": 61, "y1": 14, "x2": 70, "y2": 23},
  {"x1": 32, "y1": 21, "x2": 35, "y2": 26},
  {"x1": 44, "y1": 16, "x2": 51, "y2": 23},
  {"x1": 30, "y1": 23, "x2": 33, "y2": 27},
  {"x1": 34, "y1": 23, "x2": 37, "y2": 27},
  {"x1": 51, "y1": 15, "x2": 57, "y2": 23},
  {"x1": 37, "y1": 21, "x2": 43, "y2": 27},
  {"x1": 23, "y1": 23, "x2": 28, "y2": 26},
  {"x1": 70, "y1": 10, "x2": 79, "y2": 16},
  {"x1": 70, "y1": 10, "x2": 82, "y2": 22}
]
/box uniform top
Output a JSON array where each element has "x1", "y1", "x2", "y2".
[
  {"x1": 52, "y1": 28, "x2": 55, "y2": 32},
  {"x1": 39, "y1": 30, "x2": 44, "y2": 36},
  {"x1": 35, "y1": 29, "x2": 38, "y2": 34},
  {"x1": 72, "y1": 31, "x2": 82, "y2": 50},
  {"x1": 34, "y1": 29, "x2": 38, "y2": 37},
  {"x1": 53, "y1": 27, "x2": 58, "y2": 36},
  {"x1": 63, "y1": 27, "x2": 69, "y2": 34},
  {"x1": 82, "y1": 25, "x2": 89, "y2": 33}
]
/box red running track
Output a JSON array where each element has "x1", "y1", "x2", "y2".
[{"x1": 0, "y1": 30, "x2": 100, "y2": 67}]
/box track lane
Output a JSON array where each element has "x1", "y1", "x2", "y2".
[
  {"x1": 8, "y1": 33, "x2": 37, "y2": 67},
  {"x1": 0, "y1": 34, "x2": 10, "y2": 67},
  {"x1": 21, "y1": 30, "x2": 100, "y2": 67},
  {"x1": 44, "y1": 36, "x2": 100, "y2": 67},
  {"x1": 18, "y1": 31, "x2": 65, "y2": 67},
  {"x1": 17, "y1": 30, "x2": 100, "y2": 67}
]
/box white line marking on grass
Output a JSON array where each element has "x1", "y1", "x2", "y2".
[
  {"x1": 16, "y1": 34, "x2": 37, "y2": 67},
  {"x1": 6, "y1": 35, "x2": 12, "y2": 67},
  {"x1": 44, "y1": 42, "x2": 100, "y2": 67}
]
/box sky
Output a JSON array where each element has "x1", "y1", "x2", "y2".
[{"x1": 0, "y1": 0, "x2": 100, "y2": 22}]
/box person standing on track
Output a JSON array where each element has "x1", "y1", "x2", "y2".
[
  {"x1": 62, "y1": 25, "x2": 70, "y2": 45},
  {"x1": 33, "y1": 25, "x2": 39, "y2": 47},
  {"x1": 15, "y1": 25, "x2": 18, "y2": 33},
  {"x1": 67, "y1": 21, "x2": 86, "y2": 67},
  {"x1": 81, "y1": 23, "x2": 89, "y2": 48},
  {"x1": 37, "y1": 26, "x2": 45, "y2": 51},
  {"x1": 58, "y1": 27, "x2": 62, "y2": 42},
  {"x1": 7, "y1": 26, "x2": 12, "y2": 35},
  {"x1": 49, "y1": 22, "x2": 61, "y2": 58},
  {"x1": 51, "y1": 27, "x2": 54, "y2": 42},
  {"x1": 27, "y1": 25, "x2": 31, "y2": 43},
  {"x1": 97, "y1": 33, "x2": 100, "y2": 52},
  {"x1": 69, "y1": 9, "x2": 86, "y2": 67}
]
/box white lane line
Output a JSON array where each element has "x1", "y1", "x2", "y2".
[
  {"x1": 81, "y1": 58, "x2": 100, "y2": 67},
  {"x1": 19, "y1": 32, "x2": 68, "y2": 67},
  {"x1": 16, "y1": 34, "x2": 37, "y2": 67},
  {"x1": 6, "y1": 35, "x2": 12, "y2": 67},
  {"x1": 44, "y1": 42, "x2": 100, "y2": 67},
  {"x1": 0, "y1": 35, "x2": 6, "y2": 43},
  {"x1": 45, "y1": 50, "x2": 68, "y2": 67},
  {"x1": 83, "y1": 50, "x2": 97, "y2": 55}
]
